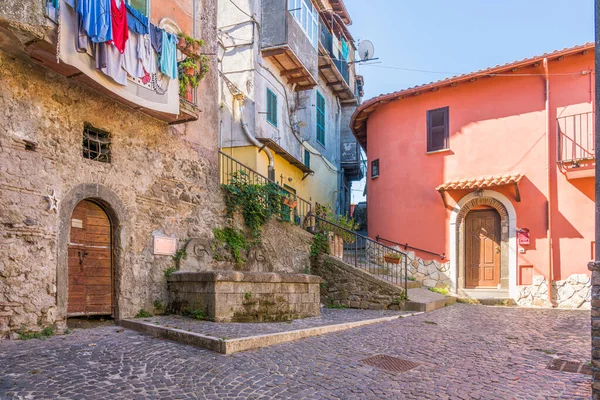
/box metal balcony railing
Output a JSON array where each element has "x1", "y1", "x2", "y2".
[
  {"x1": 557, "y1": 112, "x2": 594, "y2": 163},
  {"x1": 318, "y1": 23, "x2": 350, "y2": 85},
  {"x1": 218, "y1": 151, "x2": 312, "y2": 228}
]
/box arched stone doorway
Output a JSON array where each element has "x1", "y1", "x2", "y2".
[
  {"x1": 449, "y1": 190, "x2": 517, "y2": 297},
  {"x1": 57, "y1": 184, "x2": 127, "y2": 321},
  {"x1": 67, "y1": 200, "x2": 113, "y2": 316}
]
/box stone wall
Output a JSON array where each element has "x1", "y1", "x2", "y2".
[
  {"x1": 405, "y1": 251, "x2": 452, "y2": 289},
  {"x1": 312, "y1": 255, "x2": 405, "y2": 310},
  {"x1": 0, "y1": 3, "x2": 220, "y2": 336},
  {"x1": 168, "y1": 271, "x2": 321, "y2": 322},
  {"x1": 180, "y1": 218, "x2": 314, "y2": 274},
  {"x1": 516, "y1": 274, "x2": 591, "y2": 309}
]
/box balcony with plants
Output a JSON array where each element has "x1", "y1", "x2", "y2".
[
  {"x1": 317, "y1": 18, "x2": 356, "y2": 104},
  {"x1": 0, "y1": 0, "x2": 208, "y2": 125}
]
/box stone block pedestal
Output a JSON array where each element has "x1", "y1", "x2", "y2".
[{"x1": 168, "y1": 271, "x2": 322, "y2": 322}]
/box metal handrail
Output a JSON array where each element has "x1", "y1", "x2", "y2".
[
  {"x1": 557, "y1": 111, "x2": 594, "y2": 163},
  {"x1": 375, "y1": 235, "x2": 446, "y2": 260},
  {"x1": 314, "y1": 215, "x2": 408, "y2": 296},
  {"x1": 218, "y1": 151, "x2": 312, "y2": 227}
]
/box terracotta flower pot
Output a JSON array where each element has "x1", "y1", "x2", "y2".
[
  {"x1": 178, "y1": 37, "x2": 187, "y2": 48},
  {"x1": 183, "y1": 66, "x2": 196, "y2": 76},
  {"x1": 384, "y1": 255, "x2": 402, "y2": 264}
]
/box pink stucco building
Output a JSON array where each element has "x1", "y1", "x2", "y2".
[{"x1": 351, "y1": 43, "x2": 595, "y2": 307}]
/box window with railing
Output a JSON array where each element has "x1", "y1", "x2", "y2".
[
  {"x1": 557, "y1": 112, "x2": 594, "y2": 163},
  {"x1": 289, "y1": 0, "x2": 318, "y2": 49}
]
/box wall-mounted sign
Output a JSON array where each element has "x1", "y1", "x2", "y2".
[
  {"x1": 153, "y1": 236, "x2": 177, "y2": 256},
  {"x1": 71, "y1": 219, "x2": 83, "y2": 228},
  {"x1": 517, "y1": 228, "x2": 530, "y2": 245}
]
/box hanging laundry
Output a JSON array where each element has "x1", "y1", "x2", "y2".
[
  {"x1": 160, "y1": 31, "x2": 178, "y2": 79},
  {"x1": 76, "y1": 0, "x2": 113, "y2": 43},
  {"x1": 110, "y1": 0, "x2": 129, "y2": 53},
  {"x1": 125, "y1": 3, "x2": 149, "y2": 35},
  {"x1": 341, "y1": 38, "x2": 349, "y2": 61},
  {"x1": 149, "y1": 23, "x2": 163, "y2": 56},
  {"x1": 76, "y1": 10, "x2": 90, "y2": 53},
  {"x1": 94, "y1": 42, "x2": 108, "y2": 71},
  {"x1": 123, "y1": 30, "x2": 145, "y2": 78},
  {"x1": 101, "y1": 42, "x2": 127, "y2": 85},
  {"x1": 140, "y1": 35, "x2": 157, "y2": 74}
]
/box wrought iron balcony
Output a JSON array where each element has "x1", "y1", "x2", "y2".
[
  {"x1": 318, "y1": 22, "x2": 355, "y2": 104},
  {"x1": 341, "y1": 141, "x2": 364, "y2": 181},
  {"x1": 557, "y1": 111, "x2": 594, "y2": 179}
]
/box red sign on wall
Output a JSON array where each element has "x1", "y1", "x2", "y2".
[{"x1": 517, "y1": 228, "x2": 530, "y2": 245}]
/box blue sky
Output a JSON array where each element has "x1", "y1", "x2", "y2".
[{"x1": 345, "y1": 0, "x2": 594, "y2": 203}]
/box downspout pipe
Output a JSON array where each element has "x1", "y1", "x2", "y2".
[
  {"x1": 237, "y1": 98, "x2": 275, "y2": 180},
  {"x1": 543, "y1": 57, "x2": 554, "y2": 306}
]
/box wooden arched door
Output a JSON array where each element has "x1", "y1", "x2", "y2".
[
  {"x1": 67, "y1": 200, "x2": 113, "y2": 316},
  {"x1": 465, "y1": 209, "x2": 501, "y2": 288}
]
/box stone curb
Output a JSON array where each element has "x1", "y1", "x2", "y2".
[{"x1": 121, "y1": 312, "x2": 422, "y2": 355}]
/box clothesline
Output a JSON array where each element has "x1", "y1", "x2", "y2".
[{"x1": 67, "y1": 0, "x2": 179, "y2": 87}]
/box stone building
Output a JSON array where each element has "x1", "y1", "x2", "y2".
[
  {"x1": 217, "y1": 0, "x2": 364, "y2": 215},
  {"x1": 0, "y1": 0, "x2": 221, "y2": 336}
]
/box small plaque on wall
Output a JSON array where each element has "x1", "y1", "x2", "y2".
[{"x1": 153, "y1": 236, "x2": 177, "y2": 256}]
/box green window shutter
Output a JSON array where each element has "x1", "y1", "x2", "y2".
[
  {"x1": 304, "y1": 149, "x2": 311, "y2": 169},
  {"x1": 128, "y1": 0, "x2": 149, "y2": 15},
  {"x1": 316, "y1": 91, "x2": 325, "y2": 145},
  {"x1": 267, "y1": 89, "x2": 277, "y2": 127}
]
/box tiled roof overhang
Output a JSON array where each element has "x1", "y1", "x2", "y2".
[
  {"x1": 350, "y1": 42, "x2": 594, "y2": 150},
  {"x1": 436, "y1": 173, "x2": 524, "y2": 207}
]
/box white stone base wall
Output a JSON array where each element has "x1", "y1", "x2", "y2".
[
  {"x1": 516, "y1": 274, "x2": 591, "y2": 309},
  {"x1": 405, "y1": 251, "x2": 452, "y2": 289}
]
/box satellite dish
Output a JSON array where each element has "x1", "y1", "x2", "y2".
[{"x1": 358, "y1": 40, "x2": 375, "y2": 61}]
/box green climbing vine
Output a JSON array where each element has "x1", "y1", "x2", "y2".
[
  {"x1": 213, "y1": 227, "x2": 249, "y2": 266},
  {"x1": 221, "y1": 172, "x2": 284, "y2": 240},
  {"x1": 310, "y1": 232, "x2": 330, "y2": 260}
]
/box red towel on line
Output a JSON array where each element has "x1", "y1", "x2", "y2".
[{"x1": 110, "y1": 0, "x2": 128, "y2": 53}]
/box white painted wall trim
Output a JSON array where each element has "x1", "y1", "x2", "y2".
[{"x1": 449, "y1": 190, "x2": 518, "y2": 299}]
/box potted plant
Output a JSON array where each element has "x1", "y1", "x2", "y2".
[
  {"x1": 384, "y1": 252, "x2": 403, "y2": 264},
  {"x1": 178, "y1": 54, "x2": 210, "y2": 97},
  {"x1": 177, "y1": 32, "x2": 187, "y2": 48},
  {"x1": 282, "y1": 197, "x2": 297, "y2": 208}
]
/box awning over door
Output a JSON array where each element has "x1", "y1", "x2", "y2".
[{"x1": 436, "y1": 173, "x2": 523, "y2": 206}]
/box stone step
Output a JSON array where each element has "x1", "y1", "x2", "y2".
[
  {"x1": 403, "y1": 288, "x2": 457, "y2": 312},
  {"x1": 457, "y1": 297, "x2": 515, "y2": 306}
]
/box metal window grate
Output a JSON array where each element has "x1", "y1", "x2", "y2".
[
  {"x1": 547, "y1": 359, "x2": 592, "y2": 375},
  {"x1": 82, "y1": 123, "x2": 111, "y2": 163},
  {"x1": 361, "y1": 355, "x2": 420, "y2": 373}
]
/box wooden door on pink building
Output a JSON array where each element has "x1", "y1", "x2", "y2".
[{"x1": 465, "y1": 210, "x2": 501, "y2": 288}]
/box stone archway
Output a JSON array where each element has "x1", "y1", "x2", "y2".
[
  {"x1": 57, "y1": 184, "x2": 127, "y2": 321},
  {"x1": 456, "y1": 197, "x2": 509, "y2": 290},
  {"x1": 449, "y1": 190, "x2": 518, "y2": 297}
]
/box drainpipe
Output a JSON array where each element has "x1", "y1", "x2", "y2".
[
  {"x1": 237, "y1": 97, "x2": 275, "y2": 180},
  {"x1": 543, "y1": 57, "x2": 554, "y2": 306}
]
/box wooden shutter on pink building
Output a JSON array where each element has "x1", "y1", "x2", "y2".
[{"x1": 427, "y1": 106, "x2": 449, "y2": 152}]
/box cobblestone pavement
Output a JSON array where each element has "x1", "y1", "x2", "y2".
[
  {"x1": 0, "y1": 305, "x2": 591, "y2": 399},
  {"x1": 132, "y1": 309, "x2": 409, "y2": 339}
]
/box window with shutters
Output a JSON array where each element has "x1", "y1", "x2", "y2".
[
  {"x1": 127, "y1": 0, "x2": 149, "y2": 16},
  {"x1": 426, "y1": 106, "x2": 449, "y2": 152},
  {"x1": 304, "y1": 149, "x2": 311, "y2": 169},
  {"x1": 371, "y1": 159, "x2": 379, "y2": 179},
  {"x1": 316, "y1": 91, "x2": 326, "y2": 146},
  {"x1": 266, "y1": 89, "x2": 278, "y2": 127}
]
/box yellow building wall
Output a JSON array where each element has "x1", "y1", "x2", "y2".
[{"x1": 222, "y1": 145, "x2": 339, "y2": 210}]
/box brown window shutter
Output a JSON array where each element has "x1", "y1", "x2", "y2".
[{"x1": 427, "y1": 106, "x2": 449, "y2": 152}]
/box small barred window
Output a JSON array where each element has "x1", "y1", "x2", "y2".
[{"x1": 82, "y1": 123, "x2": 111, "y2": 163}]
